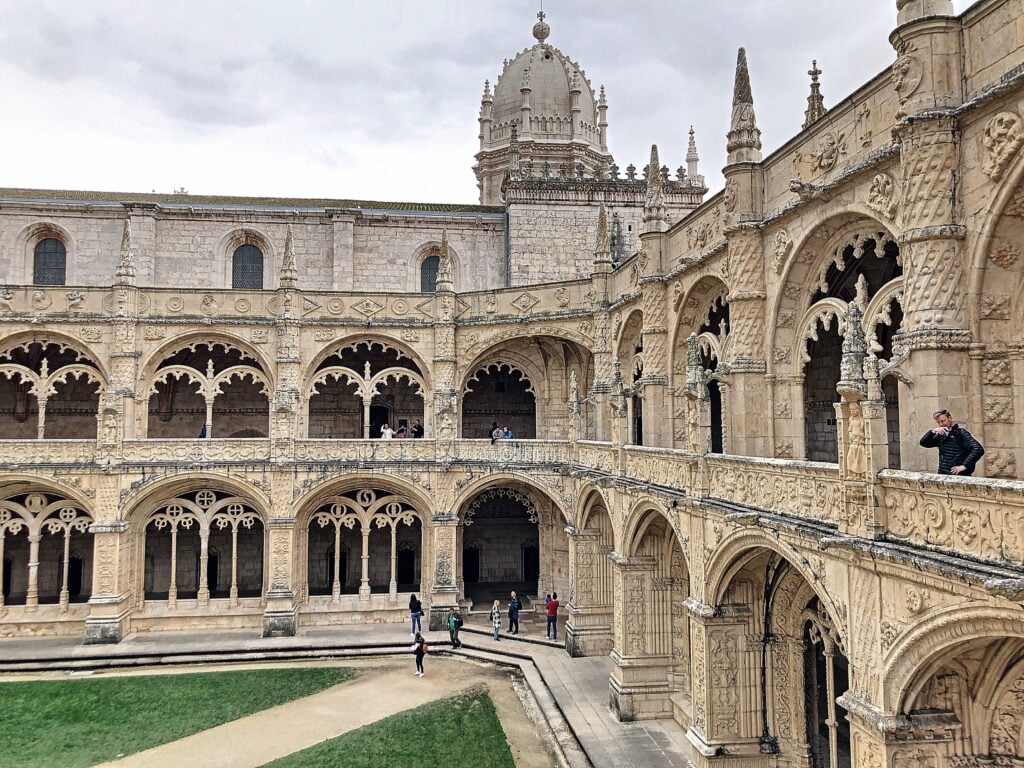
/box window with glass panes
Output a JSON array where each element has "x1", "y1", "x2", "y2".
[
  {"x1": 232, "y1": 244, "x2": 264, "y2": 289},
  {"x1": 420, "y1": 254, "x2": 439, "y2": 293},
  {"x1": 33, "y1": 238, "x2": 67, "y2": 285}
]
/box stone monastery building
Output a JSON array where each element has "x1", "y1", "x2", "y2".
[{"x1": 1, "y1": 1, "x2": 1024, "y2": 765}]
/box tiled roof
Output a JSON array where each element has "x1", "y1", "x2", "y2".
[{"x1": 0, "y1": 187, "x2": 504, "y2": 214}]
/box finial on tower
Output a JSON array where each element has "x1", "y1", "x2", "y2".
[
  {"x1": 802, "y1": 60, "x2": 826, "y2": 129},
  {"x1": 593, "y1": 204, "x2": 611, "y2": 273},
  {"x1": 643, "y1": 144, "x2": 666, "y2": 223},
  {"x1": 436, "y1": 229, "x2": 454, "y2": 292},
  {"x1": 507, "y1": 123, "x2": 521, "y2": 180},
  {"x1": 726, "y1": 47, "x2": 762, "y2": 164},
  {"x1": 533, "y1": 9, "x2": 550, "y2": 42},
  {"x1": 279, "y1": 225, "x2": 298, "y2": 289},
  {"x1": 482, "y1": 79, "x2": 491, "y2": 100},
  {"x1": 115, "y1": 217, "x2": 136, "y2": 283}
]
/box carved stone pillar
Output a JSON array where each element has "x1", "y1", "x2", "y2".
[
  {"x1": 263, "y1": 516, "x2": 298, "y2": 637},
  {"x1": 685, "y1": 598, "x2": 764, "y2": 765},
  {"x1": 608, "y1": 552, "x2": 674, "y2": 721},
  {"x1": 428, "y1": 512, "x2": 459, "y2": 631},
  {"x1": 891, "y1": 4, "x2": 969, "y2": 471},
  {"x1": 842, "y1": 693, "x2": 959, "y2": 768},
  {"x1": 84, "y1": 520, "x2": 131, "y2": 644},
  {"x1": 565, "y1": 528, "x2": 613, "y2": 657},
  {"x1": 723, "y1": 228, "x2": 769, "y2": 457}
]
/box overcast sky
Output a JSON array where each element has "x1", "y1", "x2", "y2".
[{"x1": 0, "y1": 1, "x2": 972, "y2": 205}]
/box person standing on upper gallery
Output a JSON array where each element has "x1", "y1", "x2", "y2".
[{"x1": 919, "y1": 409, "x2": 984, "y2": 476}]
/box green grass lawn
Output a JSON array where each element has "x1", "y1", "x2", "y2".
[
  {"x1": 0, "y1": 666, "x2": 354, "y2": 768},
  {"x1": 263, "y1": 689, "x2": 516, "y2": 768}
]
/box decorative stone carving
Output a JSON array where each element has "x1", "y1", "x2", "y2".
[
  {"x1": 982, "y1": 111, "x2": 1024, "y2": 180},
  {"x1": 511, "y1": 292, "x2": 539, "y2": 313},
  {"x1": 772, "y1": 229, "x2": 793, "y2": 274},
  {"x1": 80, "y1": 327, "x2": 103, "y2": 342},
  {"x1": 983, "y1": 359, "x2": 1012, "y2": 385},
  {"x1": 251, "y1": 328, "x2": 270, "y2": 344},
  {"x1": 990, "y1": 243, "x2": 1020, "y2": 269},
  {"x1": 984, "y1": 396, "x2": 1014, "y2": 423},
  {"x1": 554, "y1": 287, "x2": 570, "y2": 307},
  {"x1": 810, "y1": 130, "x2": 847, "y2": 172},
  {"x1": 980, "y1": 294, "x2": 1011, "y2": 320},
  {"x1": 891, "y1": 52, "x2": 923, "y2": 119},
  {"x1": 326, "y1": 298, "x2": 345, "y2": 315},
  {"x1": 352, "y1": 298, "x2": 384, "y2": 317},
  {"x1": 987, "y1": 450, "x2": 1018, "y2": 479},
  {"x1": 867, "y1": 173, "x2": 897, "y2": 219}
]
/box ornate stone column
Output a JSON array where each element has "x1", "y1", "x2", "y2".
[
  {"x1": 272, "y1": 226, "x2": 301, "y2": 462},
  {"x1": 428, "y1": 511, "x2": 459, "y2": 631},
  {"x1": 564, "y1": 527, "x2": 614, "y2": 657},
  {"x1": 590, "y1": 205, "x2": 613, "y2": 443},
  {"x1": 684, "y1": 598, "x2": 764, "y2": 765},
  {"x1": 263, "y1": 469, "x2": 297, "y2": 637},
  {"x1": 84, "y1": 520, "x2": 131, "y2": 644},
  {"x1": 890, "y1": 1, "x2": 969, "y2": 471}
]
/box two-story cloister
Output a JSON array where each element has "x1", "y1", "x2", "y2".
[{"x1": 1, "y1": 2, "x2": 1024, "y2": 766}]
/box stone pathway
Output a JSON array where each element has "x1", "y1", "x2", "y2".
[
  {"x1": 96, "y1": 658, "x2": 552, "y2": 768},
  {"x1": 0, "y1": 623, "x2": 695, "y2": 768}
]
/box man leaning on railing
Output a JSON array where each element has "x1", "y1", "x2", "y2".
[{"x1": 919, "y1": 409, "x2": 985, "y2": 476}]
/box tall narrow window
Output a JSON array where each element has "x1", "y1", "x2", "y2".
[
  {"x1": 232, "y1": 244, "x2": 264, "y2": 289},
  {"x1": 33, "y1": 238, "x2": 67, "y2": 285},
  {"x1": 420, "y1": 254, "x2": 439, "y2": 293}
]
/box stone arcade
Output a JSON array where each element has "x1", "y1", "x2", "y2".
[{"x1": 1, "y1": 3, "x2": 1024, "y2": 766}]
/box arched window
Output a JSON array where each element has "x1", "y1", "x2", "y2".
[
  {"x1": 232, "y1": 244, "x2": 264, "y2": 289},
  {"x1": 420, "y1": 254, "x2": 439, "y2": 293},
  {"x1": 33, "y1": 238, "x2": 67, "y2": 286}
]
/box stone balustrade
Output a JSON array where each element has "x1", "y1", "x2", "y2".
[
  {"x1": 879, "y1": 470, "x2": 1024, "y2": 568},
  {"x1": 4, "y1": 435, "x2": 1024, "y2": 570}
]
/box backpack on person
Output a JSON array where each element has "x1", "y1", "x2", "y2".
[{"x1": 455, "y1": 613, "x2": 464, "y2": 628}]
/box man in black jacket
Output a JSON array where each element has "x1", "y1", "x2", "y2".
[{"x1": 919, "y1": 409, "x2": 984, "y2": 476}]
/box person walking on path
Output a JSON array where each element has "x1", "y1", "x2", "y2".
[
  {"x1": 919, "y1": 409, "x2": 984, "y2": 476},
  {"x1": 409, "y1": 594, "x2": 423, "y2": 636},
  {"x1": 546, "y1": 592, "x2": 560, "y2": 640},
  {"x1": 490, "y1": 599, "x2": 502, "y2": 641},
  {"x1": 411, "y1": 632, "x2": 427, "y2": 676},
  {"x1": 508, "y1": 591, "x2": 522, "y2": 635},
  {"x1": 447, "y1": 607, "x2": 463, "y2": 649}
]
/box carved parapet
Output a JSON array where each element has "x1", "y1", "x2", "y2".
[{"x1": 879, "y1": 470, "x2": 1024, "y2": 567}]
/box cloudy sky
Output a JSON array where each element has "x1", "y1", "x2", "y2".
[{"x1": 0, "y1": 1, "x2": 972, "y2": 205}]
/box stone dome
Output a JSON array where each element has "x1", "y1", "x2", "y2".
[{"x1": 484, "y1": 18, "x2": 602, "y2": 152}]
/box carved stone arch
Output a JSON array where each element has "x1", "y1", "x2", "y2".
[
  {"x1": 452, "y1": 473, "x2": 571, "y2": 527},
  {"x1": 462, "y1": 359, "x2": 538, "y2": 397},
  {"x1": 883, "y1": 605, "x2": 1024, "y2": 711},
  {"x1": 704, "y1": 529, "x2": 846, "y2": 646},
  {"x1": 293, "y1": 472, "x2": 434, "y2": 528},
  {"x1": 575, "y1": 485, "x2": 611, "y2": 531},
  {"x1": 790, "y1": 297, "x2": 849, "y2": 376},
  {"x1": 769, "y1": 212, "x2": 897, "y2": 366},
  {"x1": 0, "y1": 474, "x2": 97, "y2": 514},
  {"x1": 671, "y1": 275, "x2": 730, "y2": 382},
  {"x1": 306, "y1": 334, "x2": 429, "y2": 388},
  {"x1": 217, "y1": 227, "x2": 275, "y2": 290},
  {"x1": 0, "y1": 331, "x2": 109, "y2": 382},
  {"x1": 616, "y1": 308, "x2": 644, "y2": 362},
  {"x1": 121, "y1": 472, "x2": 272, "y2": 533},
  {"x1": 14, "y1": 220, "x2": 76, "y2": 284},
  {"x1": 139, "y1": 332, "x2": 272, "y2": 383}
]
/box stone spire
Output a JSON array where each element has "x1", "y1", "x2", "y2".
[
  {"x1": 685, "y1": 126, "x2": 704, "y2": 187},
  {"x1": 593, "y1": 204, "x2": 612, "y2": 273},
  {"x1": 643, "y1": 144, "x2": 667, "y2": 227},
  {"x1": 597, "y1": 84, "x2": 609, "y2": 150},
  {"x1": 279, "y1": 225, "x2": 298, "y2": 289},
  {"x1": 802, "y1": 60, "x2": 826, "y2": 129},
  {"x1": 115, "y1": 218, "x2": 136, "y2": 284},
  {"x1": 436, "y1": 229, "x2": 454, "y2": 292},
  {"x1": 507, "y1": 124, "x2": 521, "y2": 180},
  {"x1": 478, "y1": 80, "x2": 493, "y2": 150},
  {"x1": 726, "y1": 47, "x2": 762, "y2": 164}
]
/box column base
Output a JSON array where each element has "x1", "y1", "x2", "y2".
[
  {"x1": 608, "y1": 652, "x2": 674, "y2": 721},
  {"x1": 564, "y1": 623, "x2": 613, "y2": 657},
  {"x1": 83, "y1": 616, "x2": 126, "y2": 644},
  {"x1": 262, "y1": 609, "x2": 298, "y2": 638},
  {"x1": 428, "y1": 600, "x2": 458, "y2": 631}
]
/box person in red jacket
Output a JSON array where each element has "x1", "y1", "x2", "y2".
[{"x1": 545, "y1": 592, "x2": 560, "y2": 640}]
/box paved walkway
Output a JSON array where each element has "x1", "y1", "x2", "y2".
[{"x1": 0, "y1": 623, "x2": 694, "y2": 768}]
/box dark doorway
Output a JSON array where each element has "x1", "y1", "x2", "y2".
[
  {"x1": 709, "y1": 380, "x2": 723, "y2": 453},
  {"x1": 462, "y1": 546, "x2": 480, "y2": 583},
  {"x1": 2, "y1": 558, "x2": 10, "y2": 600},
  {"x1": 325, "y1": 547, "x2": 349, "y2": 592},
  {"x1": 397, "y1": 547, "x2": 416, "y2": 586},
  {"x1": 632, "y1": 395, "x2": 643, "y2": 446},
  {"x1": 369, "y1": 404, "x2": 391, "y2": 438},
  {"x1": 522, "y1": 543, "x2": 539, "y2": 583},
  {"x1": 67, "y1": 555, "x2": 84, "y2": 599},
  {"x1": 195, "y1": 551, "x2": 220, "y2": 596}
]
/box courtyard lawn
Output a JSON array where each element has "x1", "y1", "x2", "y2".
[
  {"x1": 0, "y1": 666, "x2": 354, "y2": 768},
  {"x1": 263, "y1": 689, "x2": 516, "y2": 768}
]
